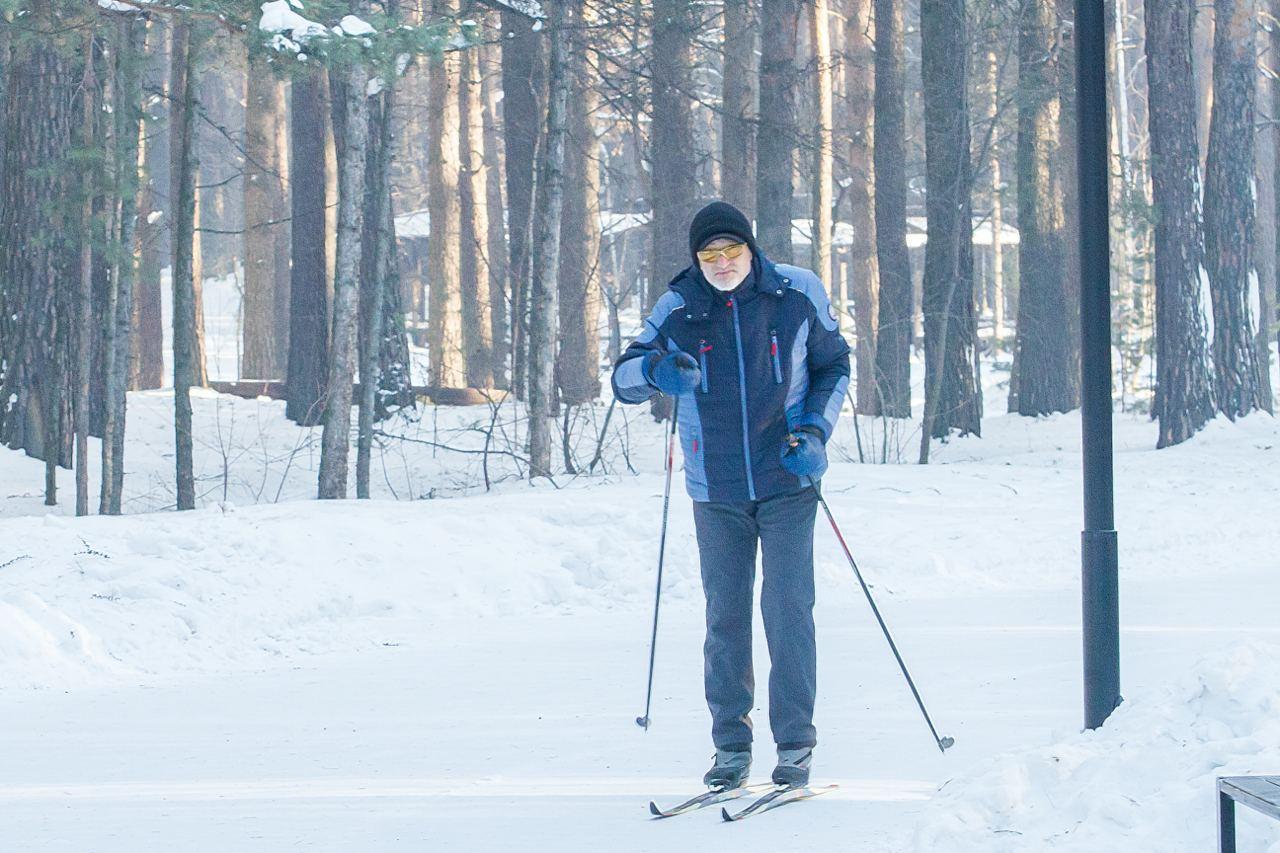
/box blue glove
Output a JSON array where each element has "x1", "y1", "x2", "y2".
[
  {"x1": 644, "y1": 351, "x2": 701, "y2": 396},
  {"x1": 781, "y1": 426, "x2": 828, "y2": 478}
]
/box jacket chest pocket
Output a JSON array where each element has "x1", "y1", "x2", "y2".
[
  {"x1": 698, "y1": 339, "x2": 712, "y2": 393},
  {"x1": 769, "y1": 328, "x2": 783, "y2": 384}
]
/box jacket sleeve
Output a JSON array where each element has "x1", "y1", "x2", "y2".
[
  {"x1": 794, "y1": 279, "x2": 851, "y2": 442},
  {"x1": 610, "y1": 291, "x2": 685, "y2": 404}
]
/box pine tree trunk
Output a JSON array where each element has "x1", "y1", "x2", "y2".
[
  {"x1": 528, "y1": 2, "x2": 572, "y2": 477},
  {"x1": 986, "y1": 48, "x2": 1006, "y2": 348},
  {"x1": 357, "y1": 79, "x2": 394, "y2": 499},
  {"x1": 460, "y1": 18, "x2": 494, "y2": 390},
  {"x1": 132, "y1": 17, "x2": 167, "y2": 392},
  {"x1": 757, "y1": 0, "x2": 801, "y2": 263},
  {"x1": 557, "y1": 7, "x2": 603, "y2": 406},
  {"x1": 810, "y1": 0, "x2": 834, "y2": 290},
  {"x1": 170, "y1": 18, "x2": 198, "y2": 510},
  {"x1": 841, "y1": 0, "x2": 877, "y2": 414},
  {"x1": 286, "y1": 68, "x2": 330, "y2": 426},
  {"x1": 1145, "y1": 0, "x2": 1215, "y2": 446},
  {"x1": 318, "y1": 41, "x2": 371, "y2": 500},
  {"x1": 0, "y1": 1, "x2": 79, "y2": 504},
  {"x1": 722, "y1": 0, "x2": 758, "y2": 220},
  {"x1": 242, "y1": 55, "x2": 288, "y2": 380},
  {"x1": 920, "y1": 0, "x2": 981, "y2": 454},
  {"x1": 482, "y1": 34, "x2": 510, "y2": 390},
  {"x1": 1203, "y1": 0, "x2": 1266, "y2": 417},
  {"x1": 1254, "y1": 23, "x2": 1276, "y2": 412},
  {"x1": 427, "y1": 0, "x2": 466, "y2": 392},
  {"x1": 872, "y1": 0, "x2": 912, "y2": 417},
  {"x1": 651, "y1": 0, "x2": 699, "y2": 292},
  {"x1": 101, "y1": 15, "x2": 144, "y2": 514},
  {"x1": 501, "y1": 9, "x2": 543, "y2": 400},
  {"x1": 1013, "y1": 0, "x2": 1078, "y2": 415},
  {"x1": 75, "y1": 26, "x2": 97, "y2": 517}
]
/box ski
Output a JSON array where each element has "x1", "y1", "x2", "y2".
[
  {"x1": 648, "y1": 783, "x2": 772, "y2": 818},
  {"x1": 720, "y1": 783, "x2": 838, "y2": 822}
]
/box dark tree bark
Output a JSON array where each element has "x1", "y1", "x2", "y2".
[
  {"x1": 319, "y1": 36, "x2": 372, "y2": 500},
  {"x1": 1203, "y1": 0, "x2": 1267, "y2": 417},
  {"x1": 529, "y1": 1, "x2": 572, "y2": 477},
  {"x1": 1012, "y1": 0, "x2": 1078, "y2": 415},
  {"x1": 920, "y1": 0, "x2": 981, "y2": 453},
  {"x1": 0, "y1": 1, "x2": 79, "y2": 504},
  {"x1": 557, "y1": 6, "x2": 603, "y2": 407},
  {"x1": 872, "y1": 0, "x2": 912, "y2": 417},
  {"x1": 501, "y1": 8, "x2": 544, "y2": 399},
  {"x1": 286, "y1": 68, "x2": 330, "y2": 426},
  {"x1": 1144, "y1": 0, "x2": 1215, "y2": 446},
  {"x1": 102, "y1": 14, "x2": 145, "y2": 515},
  {"x1": 844, "y1": 0, "x2": 878, "y2": 413},
  {"x1": 650, "y1": 0, "x2": 699, "y2": 300},
  {"x1": 357, "y1": 74, "x2": 394, "y2": 499},
  {"x1": 722, "y1": 0, "x2": 758, "y2": 220},
  {"x1": 756, "y1": 0, "x2": 801, "y2": 263},
  {"x1": 132, "y1": 17, "x2": 167, "y2": 392},
  {"x1": 75, "y1": 26, "x2": 97, "y2": 517},
  {"x1": 170, "y1": 18, "x2": 198, "y2": 510}
]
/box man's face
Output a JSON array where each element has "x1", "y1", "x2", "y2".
[{"x1": 697, "y1": 237, "x2": 753, "y2": 292}]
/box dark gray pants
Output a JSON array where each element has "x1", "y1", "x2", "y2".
[{"x1": 691, "y1": 485, "x2": 819, "y2": 751}]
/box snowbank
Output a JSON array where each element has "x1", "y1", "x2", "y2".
[
  {"x1": 0, "y1": 485, "x2": 701, "y2": 691},
  {"x1": 912, "y1": 643, "x2": 1280, "y2": 852}
]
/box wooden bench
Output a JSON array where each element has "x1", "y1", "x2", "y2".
[{"x1": 1218, "y1": 776, "x2": 1280, "y2": 852}]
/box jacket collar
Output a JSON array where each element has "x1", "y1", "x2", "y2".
[{"x1": 669, "y1": 252, "x2": 788, "y2": 322}]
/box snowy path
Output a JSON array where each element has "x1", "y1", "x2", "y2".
[{"x1": 4, "y1": 577, "x2": 1277, "y2": 852}]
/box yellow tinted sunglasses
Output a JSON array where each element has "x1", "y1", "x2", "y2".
[{"x1": 696, "y1": 242, "x2": 748, "y2": 263}]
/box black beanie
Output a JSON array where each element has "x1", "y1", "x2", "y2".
[{"x1": 688, "y1": 201, "x2": 755, "y2": 262}]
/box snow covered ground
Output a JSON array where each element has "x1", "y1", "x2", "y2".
[{"x1": 3, "y1": 373, "x2": 1280, "y2": 849}]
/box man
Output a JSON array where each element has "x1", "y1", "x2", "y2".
[{"x1": 611, "y1": 200, "x2": 851, "y2": 789}]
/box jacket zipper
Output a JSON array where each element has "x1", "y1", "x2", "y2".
[
  {"x1": 770, "y1": 329, "x2": 783, "y2": 384},
  {"x1": 728, "y1": 298, "x2": 757, "y2": 501}
]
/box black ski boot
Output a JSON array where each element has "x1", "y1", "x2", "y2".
[
  {"x1": 771, "y1": 746, "x2": 813, "y2": 787},
  {"x1": 703, "y1": 747, "x2": 751, "y2": 790}
]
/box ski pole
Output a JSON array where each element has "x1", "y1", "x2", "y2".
[
  {"x1": 809, "y1": 476, "x2": 955, "y2": 753},
  {"x1": 636, "y1": 397, "x2": 680, "y2": 730}
]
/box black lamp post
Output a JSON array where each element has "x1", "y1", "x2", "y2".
[{"x1": 1075, "y1": 0, "x2": 1121, "y2": 730}]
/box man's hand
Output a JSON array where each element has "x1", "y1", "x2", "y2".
[
  {"x1": 644, "y1": 351, "x2": 702, "y2": 396},
  {"x1": 780, "y1": 426, "x2": 827, "y2": 478}
]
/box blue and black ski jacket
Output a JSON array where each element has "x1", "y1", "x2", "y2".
[{"x1": 611, "y1": 254, "x2": 851, "y2": 503}]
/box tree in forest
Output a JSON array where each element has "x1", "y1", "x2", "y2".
[
  {"x1": 756, "y1": 0, "x2": 801, "y2": 264},
  {"x1": 1012, "y1": 0, "x2": 1079, "y2": 415},
  {"x1": 0, "y1": 0, "x2": 80, "y2": 504},
  {"x1": 919, "y1": 0, "x2": 981, "y2": 453},
  {"x1": 649, "y1": 0, "x2": 699, "y2": 303},
  {"x1": 427, "y1": 0, "x2": 466, "y2": 392},
  {"x1": 460, "y1": 10, "x2": 495, "y2": 392},
  {"x1": 527, "y1": 0, "x2": 572, "y2": 477},
  {"x1": 1144, "y1": 0, "x2": 1215, "y2": 446},
  {"x1": 500, "y1": 7, "x2": 543, "y2": 399},
  {"x1": 317, "y1": 6, "x2": 374, "y2": 500},
  {"x1": 286, "y1": 67, "x2": 331, "y2": 426},
  {"x1": 170, "y1": 17, "x2": 200, "y2": 510},
  {"x1": 242, "y1": 55, "x2": 290, "y2": 381},
  {"x1": 721, "y1": 0, "x2": 758, "y2": 221},
  {"x1": 843, "y1": 0, "x2": 878, "y2": 413},
  {"x1": 809, "y1": 0, "x2": 834, "y2": 290},
  {"x1": 871, "y1": 0, "x2": 912, "y2": 418},
  {"x1": 557, "y1": 4, "x2": 604, "y2": 407},
  {"x1": 1203, "y1": 0, "x2": 1268, "y2": 418}
]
